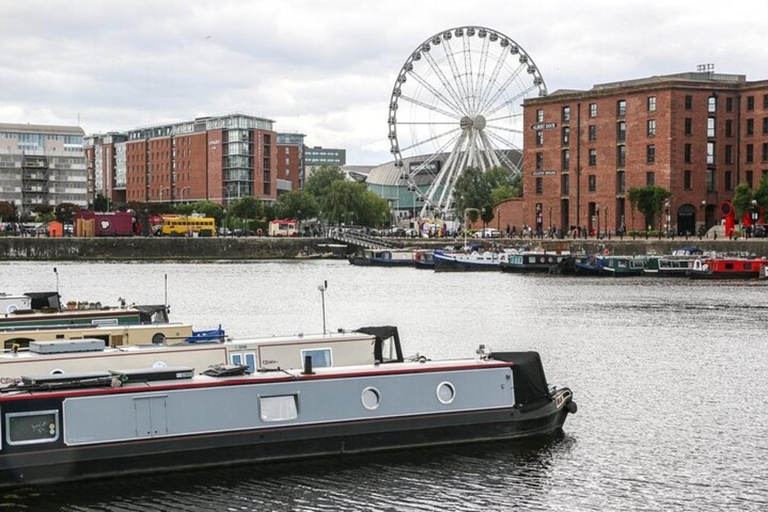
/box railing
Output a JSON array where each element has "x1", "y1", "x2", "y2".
[{"x1": 329, "y1": 229, "x2": 400, "y2": 250}]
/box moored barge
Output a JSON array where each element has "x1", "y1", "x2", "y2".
[{"x1": 0, "y1": 329, "x2": 575, "y2": 488}]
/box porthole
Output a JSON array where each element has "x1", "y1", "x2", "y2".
[
  {"x1": 152, "y1": 361, "x2": 168, "y2": 368},
  {"x1": 361, "y1": 387, "x2": 381, "y2": 410},
  {"x1": 436, "y1": 381, "x2": 456, "y2": 404},
  {"x1": 50, "y1": 369, "x2": 64, "y2": 375}
]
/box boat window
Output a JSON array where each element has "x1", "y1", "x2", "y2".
[
  {"x1": 6, "y1": 410, "x2": 59, "y2": 445},
  {"x1": 744, "y1": 263, "x2": 752, "y2": 270},
  {"x1": 244, "y1": 353, "x2": 256, "y2": 372},
  {"x1": 361, "y1": 387, "x2": 381, "y2": 410},
  {"x1": 260, "y1": 395, "x2": 298, "y2": 422},
  {"x1": 301, "y1": 348, "x2": 333, "y2": 368},
  {"x1": 231, "y1": 353, "x2": 243, "y2": 366},
  {"x1": 436, "y1": 382, "x2": 456, "y2": 404},
  {"x1": 725, "y1": 263, "x2": 734, "y2": 270}
]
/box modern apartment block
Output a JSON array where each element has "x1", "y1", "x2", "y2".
[
  {"x1": 0, "y1": 123, "x2": 87, "y2": 218},
  {"x1": 522, "y1": 70, "x2": 768, "y2": 235},
  {"x1": 276, "y1": 132, "x2": 305, "y2": 192},
  {"x1": 86, "y1": 113, "x2": 278, "y2": 207},
  {"x1": 304, "y1": 146, "x2": 346, "y2": 171}
]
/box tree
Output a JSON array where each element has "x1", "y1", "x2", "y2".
[
  {"x1": 732, "y1": 183, "x2": 754, "y2": 220},
  {"x1": 480, "y1": 204, "x2": 494, "y2": 234},
  {"x1": 321, "y1": 180, "x2": 363, "y2": 225},
  {"x1": 753, "y1": 175, "x2": 768, "y2": 211},
  {"x1": 230, "y1": 197, "x2": 263, "y2": 230},
  {"x1": 93, "y1": 193, "x2": 109, "y2": 212},
  {"x1": 0, "y1": 201, "x2": 18, "y2": 222},
  {"x1": 54, "y1": 203, "x2": 83, "y2": 224},
  {"x1": 627, "y1": 185, "x2": 672, "y2": 230},
  {"x1": 356, "y1": 191, "x2": 391, "y2": 228},
  {"x1": 276, "y1": 191, "x2": 319, "y2": 222},
  {"x1": 453, "y1": 167, "x2": 491, "y2": 217},
  {"x1": 454, "y1": 166, "x2": 521, "y2": 217},
  {"x1": 304, "y1": 165, "x2": 346, "y2": 202}
]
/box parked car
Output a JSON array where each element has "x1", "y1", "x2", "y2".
[{"x1": 472, "y1": 228, "x2": 500, "y2": 238}]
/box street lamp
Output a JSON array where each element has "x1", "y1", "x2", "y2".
[
  {"x1": 751, "y1": 199, "x2": 759, "y2": 238},
  {"x1": 595, "y1": 204, "x2": 600, "y2": 238},
  {"x1": 604, "y1": 205, "x2": 608, "y2": 239}
]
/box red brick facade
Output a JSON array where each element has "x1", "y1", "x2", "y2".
[{"x1": 523, "y1": 73, "x2": 768, "y2": 235}]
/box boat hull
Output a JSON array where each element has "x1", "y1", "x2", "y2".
[
  {"x1": 0, "y1": 388, "x2": 572, "y2": 487},
  {"x1": 347, "y1": 257, "x2": 413, "y2": 267},
  {"x1": 688, "y1": 270, "x2": 761, "y2": 279}
]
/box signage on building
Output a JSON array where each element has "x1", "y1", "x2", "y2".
[
  {"x1": 531, "y1": 170, "x2": 557, "y2": 176},
  {"x1": 531, "y1": 122, "x2": 557, "y2": 130}
]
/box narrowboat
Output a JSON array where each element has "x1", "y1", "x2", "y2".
[
  {"x1": 643, "y1": 248, "x2": 702, "y2": 277},
  {"x1": 500, "y1": 252, "x2": 570, "y2": 273},
  {"x1": 0, "y1": 292, "x2": 169, "y2": 329},
  {"x1": 600, "y1": 256, "x2": 646, "y2": 277},
  {"x1": 688, "y1": 257, "x2": 768, "y2": 279},
  {"x1": 573, "y1": 255, "x2": 609, "y2": 276},
  {"x1": 0, "y1": 323, "x2": 199, "y2": 351},
  {"x1": 0, "y1": 328, "x2": 385, "y2": 388},
  {"x1": 433, "y1": 248, "x2": 515, "y2": 272},
  {"x1": 348, "y1": 249, "x2": 416, "y2": 267},
  {"x1": 0, "y1": 328, "x2": 575, "y2": 488}
]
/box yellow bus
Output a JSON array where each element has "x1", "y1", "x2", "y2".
[{"x1": 161, "y1": 215, "x2": 216, "y2": 237}]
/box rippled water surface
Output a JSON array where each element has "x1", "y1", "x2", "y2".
[{"x1": 1, "y1": 260, "x2": 767, "y2": 511}]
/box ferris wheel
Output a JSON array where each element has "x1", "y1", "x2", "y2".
[{"x1": 388, "y1": 26, "x2": 547, "y2": 218}]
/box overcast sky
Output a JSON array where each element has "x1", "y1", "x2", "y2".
[{"x1": 1, "y1": 0, "x2": 766, "y2": 164}]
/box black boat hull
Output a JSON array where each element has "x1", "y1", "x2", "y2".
[{"x1": 0, "y1": 389, "x2": 573, "y2": 487}]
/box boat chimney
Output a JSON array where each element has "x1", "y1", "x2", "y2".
[{"x1": 303, "y1": 355, "x2": 315, "y2": 375}]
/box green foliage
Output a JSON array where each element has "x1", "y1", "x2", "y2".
[
  {"x1": 753, "y1": 175, "x2": 768, "y2": 211},
  {"x1": 356, "y1": 190, "x2": 391, "y2": 228},
  {"x1": 320, "y1": 181, "x2": 390, "y2": 228},
  {"x1": 732, "y1": 183, "x2": 754, "y2": 220},
  {"x1": 230, "y1": 196, "x2": 263, "y2": 222},
  {"x1": 93, "y1": 193, "x2": 109, "y2": 212},
  {"x1": 491, "y1": 184, "x2": 521, "y2": 205},
  {"x1": 480, "y1": 204, "x2": 494, "y2": 228},
  {"x1": 304, "y1": 165, "x2": 346, "y2": 202},
  {"x1": 0, "y1": 201, "x2": 18, "y2": 222},
  {"x1": 172, "y1": 201, "x2": 225, "y2": 224},
  {"x1": 465, "y1": 208, "x2": 480, "y2": 223},
  {"x1": 54, "y1": 203, "x2": 83, "y2": 224},
  {"x1": 453, "y1": 166, "x2": 520, "y2": 217},
  {"x1": 627, "y1": 185, "x2": 672, "y2": 229},
  {"x1": 276, "y1": 191, "x2": 319, "y2": 221}
]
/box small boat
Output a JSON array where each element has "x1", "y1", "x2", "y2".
[
  {"x1": 0, "y1": 327, "x2": 383, "y2": 388},
  {"x1": 295, "y1": 247, "x2": 332, "y2": 260},
  {"x1": 500, "y1": 251, "x2": 570, "y2": 273},
  {"x1": 0, "y1": 322, "x2": 199, "y2": 351},
  {"x1": 643, "y1": 248, "x2": 703, "y2": 277},
  {"x1": 0, "y1": 328, "x2": 575, "y2": 488},
  {"x1": 688, "y1": 257, "x2": 768, "y2": 279},
  {"x1": 0, "y1": 292, "x2": 169, "y2": 330},
  {"x1": 600, "y1": 256, "x2": 646, "y2": 277},
  {"x1": 433, "y1": 247, "x2": 515, "y2": 272},
  {"x1": 348, "y1": 249, "x2": 415, "y2": 267},
  {"x1": 412, "y1": 249, "x2": 435, "y2": 269}
]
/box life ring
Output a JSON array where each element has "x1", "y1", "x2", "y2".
[
  {"x1": 257, "y1": 228, "x2": 263, "y2": 236},
  {"x1": 603, "y1": 248, "x2": 610, "y2": 256}
]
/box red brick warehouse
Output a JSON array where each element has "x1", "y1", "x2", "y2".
[{"x1": 522, "y1": 69, "x2": 768, "y2": 235}]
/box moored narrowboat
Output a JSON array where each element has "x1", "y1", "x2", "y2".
[
  {"x1": 433, "y1": 248, "x2": 514, "y2": 272},
  {"x1": 688, "y1": 257, "x2": 768, "y2": 279},
  {"x1": 348, "y1": 249, "x2": 415, "y2": 267},
  {"x1": 500, "y1": 252, "x2": 570, "y2": 273},
  {"x1": 0, "y1": 329, "x2": 575, "y2": 488},
  {"x1": 600, "y1": 256, "x2": 646, "y2": 277}
]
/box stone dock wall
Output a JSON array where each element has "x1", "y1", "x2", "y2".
[{"x1": 1, "y1": 236, "x2": 768, "y2": 261}]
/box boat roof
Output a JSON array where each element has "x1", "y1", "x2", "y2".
[{"x1": 0, "y1": 357, "x2": 512, "y2": 401}]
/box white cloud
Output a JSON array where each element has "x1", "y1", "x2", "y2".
[{"x1": 1, "y1": 0, "x2": 767, "y2": 164}]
